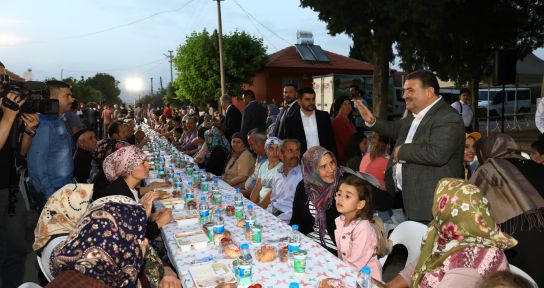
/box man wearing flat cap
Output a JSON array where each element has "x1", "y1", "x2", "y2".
[{"x1": 73, "y1": 128, "x2": 97, "y2": 183}]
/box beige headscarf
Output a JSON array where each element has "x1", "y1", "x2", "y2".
[
  {"x1": 33, "y1": 183, "x2": 94, "y2": 252},
  {"x1": 469, "y1": 133, "x2": 544, "y2": 231}
]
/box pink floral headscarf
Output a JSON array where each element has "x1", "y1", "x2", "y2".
[{"x1": 102, "y1": 146, "x2": 147, "y2": 182}]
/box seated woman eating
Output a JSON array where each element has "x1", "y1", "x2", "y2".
[
  {"x1": 249, "y1": 137, "x2": 282, "y2": 208},
  {"x1": 222, "y1": 132, "x2": 255, "y2": 189},
  {"x1": 376, "y1": 178, "x2": 516, "y2": 288},
  {"x1": 94, "y1": 146, "x2": 173, "y2": 243}
]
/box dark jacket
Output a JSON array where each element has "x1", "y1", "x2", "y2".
[
  {"x1": 73, "y1": 148, "x2": 93, "y2": 183},
  {"x1": 224, "y1": 104, "x2": 242, "y2": 142},
  {"x1": 370, "y1": 98, "x2": 464, "y2": 221},
  {"x1": 240, "y1": 101, "x2": 267, "y2": 137},
  {"x1": 273, "y1": 102, "x2": 300, "y2": 137},
  {"x1": 289, "y1": 180, "x2": 339, "y2": 254},
  {"x1": 279, "y1": 107, "x2": 337, "y2": 156},
  {"x1": 92, "y1": 175, "x2": 160, "y2": 239}
]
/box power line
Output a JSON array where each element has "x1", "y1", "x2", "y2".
[
  {"x1": 6, "y1": 0, "x2": 198, "y2": 45},
  {"x1": 231, "y1": 0, "x2": 291, "y2": 46},
  {"x1": 62, "y1": 58, "x2": 165, "y2": 73},
  {"x1": 233, "y1": 0, "x2": 278, "y2": 51}
]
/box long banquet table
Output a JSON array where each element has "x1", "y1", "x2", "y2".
[{"x1": 144, "y1": 129, "x2": 359, "y2": 288}]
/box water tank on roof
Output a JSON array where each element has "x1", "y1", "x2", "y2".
[{"x1": 297, "y1": 31, "x2": 314, "y2": 45}]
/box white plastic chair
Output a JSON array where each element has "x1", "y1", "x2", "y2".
[
  {"x1": 509, "y1": 264, "x2": 538, "y2": 288},
  {"x1": 379, "y1": 221, "x2": 428, "y2": 267},
  {"x1": 17, "y1": 283, "x2": 42, "y2": 288},
  {"x1": 36, "y1": 235, "x2": 68, "y2": 282}
]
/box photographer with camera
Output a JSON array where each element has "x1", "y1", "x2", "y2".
[
  {"x1": 0, "y1": 62, "x2": 41, "y2": 288},
  {"x1": 27, "y1": 80, "x2": 74, "y2": 210}
]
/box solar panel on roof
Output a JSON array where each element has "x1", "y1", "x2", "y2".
[
  {"x1": 309, "y1": 45, "x2": 330, "y2": 62},
  {"x1": 295, "y1": 44, "x2": 315, "y2": 61}
]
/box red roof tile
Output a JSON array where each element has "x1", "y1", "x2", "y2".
[{"x1": 266, "y1": 46, "x2": 374, "y2": 71}]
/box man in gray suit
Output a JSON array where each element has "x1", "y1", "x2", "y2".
[{"x1": 356, "y1": 70, "x2": 464, "y2": 222}]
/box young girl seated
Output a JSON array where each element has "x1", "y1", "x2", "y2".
[{"x1": 334, "y1": 174, "x2": 383, "y2": 280}]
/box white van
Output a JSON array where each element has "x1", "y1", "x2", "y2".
[{"x1": 478, "y1": 88, "x2": 532, "y2": 116}]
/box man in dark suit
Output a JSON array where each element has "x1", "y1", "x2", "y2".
[
  {"x1": 355, "y1": 70, "x2": 464, "y2": 222},
  {"x1": 279, "y1": 87, "x2": 336, "y2": 156},
  {"x1": 272, "y1": 84, "x2": 300, "y2": 137},
  {"x1": 239, "y1": 89, "x2": 267, "y2": 137},
  {"x1": 220, "y1": 94, "x2": 242, "y2": 142}
]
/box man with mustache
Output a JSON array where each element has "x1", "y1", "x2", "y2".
[
  {"x1": 278, "y1": 87, "x2": 336, "y2": 156},
  {"x1": 267, "y1": 139, "x2": 302, "y2": 223}
]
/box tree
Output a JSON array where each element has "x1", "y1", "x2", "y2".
[
  {"x1": 300, "y1": 0, "x2": 404, "y2": 117},
  {"x1": 85, "y1": 73, "x2": 122, "y2": 104},
  {"x1": 396, "y1": 0, "x2": 544, "y2": 129},
  {"x1": 63, "y1": 77, "x2": 101, "y2": 104},
  {"x1": 173, "y1": 29, "x2": 268, "y2": 107}
]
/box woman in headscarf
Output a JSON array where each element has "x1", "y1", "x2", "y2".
[
  {"x1": 290, "y1": 146, "x2": 342, "y2": 254},
  {"x1": 49, "y1": 196, "x2": 147, "y2": 288},
  {"x1": 249, "y1": 137, "x2": 282, "y2": 208},
  {"x1": 222, "y1": 132, "x2": 255, "y2": 189},
  {"x1": 377, "y1": 178, "x2": 516, "y2": 288},
  {"x1": 194, "y1": 122, "x2": 231, "y2": 175},
  {"x1": 266, "y1": 103, "x2": 280, "y2": 128},
  {"x1": 469, "y1": 133, "x2": 544, "y2": 286}
]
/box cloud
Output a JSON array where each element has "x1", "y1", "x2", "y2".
[
  {"x1": 0, "y1": 34, "x2": 27, "y2": 46},
  {"x1": 0, "y1": 18, "x2": 23, "y2": 26}
]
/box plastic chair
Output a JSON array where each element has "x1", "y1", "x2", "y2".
[
  {"x1": 17, "y1": 283, "x2": 42, "y2": 288},
  {"x1": 379, "y1": 221, "x2": 428, "y2": 267},
  {"x1": 36, "y1": 235, "x2": 68, "y2": 282},
  {"x1": 509, "y1": 264, "x2": 538, "y2": 288}
]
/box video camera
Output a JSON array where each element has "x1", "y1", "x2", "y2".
[{"x1": 0, "y1": 74, "x2": 59, "y2": 115}]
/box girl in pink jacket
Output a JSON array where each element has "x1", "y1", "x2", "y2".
[{"x1": 334, "y1": 174, "x2": 382, "y2": 280}]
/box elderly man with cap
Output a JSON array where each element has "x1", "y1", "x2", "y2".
[{"x1": 72, "y1": 128, "x2": 98, "y2": 183}]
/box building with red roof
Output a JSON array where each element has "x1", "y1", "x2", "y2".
[{"x1": 243, "y1": 40, "x2": 374, "y2": 105}]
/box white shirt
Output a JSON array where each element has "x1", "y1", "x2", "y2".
[
  {"x1": 536, "y1": 97, "x2": 544, "y2": 134},
  {"x1": 451, "y1": 100, "x2": 473, "y2": 127},
  {"x1": 267, "y1": 165, "x2": 303, "y2": 222},
  {"x1": 394, "y1": 97, "x2": 442, "y2": 190},
  {"x1": 300, "y1": 110, "x2": 320, "y2": 149}
]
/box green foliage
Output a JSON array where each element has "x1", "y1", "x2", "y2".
[
  {"x1": 396, "y1": 0, "x2": 544, "y2": 85},
  {"x1": 173, "y1": 29, "x2": 268, "y2": 107},
  {"x1": 62, "y1": 77, "x2": 101, "y2": 104},
  {"x1": 84, "y1": 73, "x2": 122, "y2": 104},
  {"x1": 137, "y1": 93, "x2": 164, "y2": 107}
]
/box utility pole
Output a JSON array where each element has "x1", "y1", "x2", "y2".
[
  {"x1": 160, "y1": 76, "x2": 164, "y2": 91},
  {"x1": 60, "y1": 69, "x2": 63, "y2": 80},
  {"x1": 214, "y1": 0, "x2": 226, "y2": 97},
  {"x1": 150, "y1": 77, "x2": 154, "y2": 95},
  {"x1": 164, "y1": 50, "x2": 174, "y2": 83}
]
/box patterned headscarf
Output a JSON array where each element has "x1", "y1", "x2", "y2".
[
  {"x1": 265, "y1": 137, "x2": 280, "y2": 150},
  {"x1": 412, "y1": 178, "x2": 517, "y2": 287},
  {"x1": 301, "y1": 146, "x2": 342, "y2": 240},
  {"x1": 204, "y1": 126, "x2": 231, "y2": 159},
  {"x1": 102, "y1": 146, "x2": 147, "y2": 182},
  {"x1": 50, "y1": 196, "x2": 147, "y2": 288},
  {"x1": 33, "y1": 183, "x2": 93, "y2": 252}
]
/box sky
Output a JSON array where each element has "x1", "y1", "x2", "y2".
[{"x1": 1, "y1": 0, "x2": 543, "y2": 102}]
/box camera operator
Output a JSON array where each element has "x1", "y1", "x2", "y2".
[
  {"x1": 0, "y1": 62, "x2": 40, "y2": 288},
  {"x1": 27, "y1": 80, "x2": 74, "y2": 210}
]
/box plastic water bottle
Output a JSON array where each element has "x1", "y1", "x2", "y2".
[
  {"x1": 174, "y1": 178, "x2": 183, "y2": 195},
  {"x1": 245, "y1": 205, "x2": 256, "y2": 231},
  {"x1": 211, "y1": 177, "x2": 220, "y2": 192},
  {"x1": 213, "y1": 209, "x2": 224, "y2": 235},
  {"x1": 288, "y1": 225, "x2": 301, "y2": 266},
  {"x1": 234, "y1": 188, "x2": 244, "y2": 207},
  {"x1": 199, "y1": 196, "x2": 210, "y2": 224},
  {"x1": 185, "y1": 182, "x2": 195, "y2": 203},
  {"x1": 357, "y1": 266, "x2": 372, "y2": 288},
  {"x1": 238, "y1": 243, "x2": 253, "y2": 287}
]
